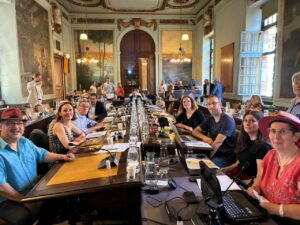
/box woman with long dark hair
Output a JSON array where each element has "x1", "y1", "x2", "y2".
[{"x1": 222, "y1": 110, "x2": 271, "y2": 179}]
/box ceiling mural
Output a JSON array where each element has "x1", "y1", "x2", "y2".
[{"x1": 57, "y1": 0, "x2": 211, "y2": 14}]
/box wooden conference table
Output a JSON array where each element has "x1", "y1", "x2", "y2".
[{"x1": 22, "y1": 120, "x2": 143, "y2": 225}]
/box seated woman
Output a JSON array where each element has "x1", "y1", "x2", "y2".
[
  {"x1": 222, "y1": 111, "x2": 271, "y2": 180},
  {"x1": 246, "y1": 95, "x2": 264, "y2": 111},
  {"x1": 165, "y1": 85, "x2": 175, "y2": 101},
  {"x1": 248, "y1": 111, "x2": 300, "y2": 223},
  {"x1": 176, "y1": 96, "x2": 205, "y2": 132},
  {"x1": 48, "y1": 101, "x2": 86, "y2": 154}
]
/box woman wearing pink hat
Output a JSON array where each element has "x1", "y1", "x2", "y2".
[{"x1": 248, "y1": 111, "x2": 300, "y2": 223}]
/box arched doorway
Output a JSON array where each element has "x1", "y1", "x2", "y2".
[{"x1": 120, "y1": 30, "x2": 155, "y2": 96}]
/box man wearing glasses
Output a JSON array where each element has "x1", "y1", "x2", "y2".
[
  {"x1": 287, "y1": 71, "x2": 300, "y2": 119},
  {"x1": 192, "y1": 95, "x2": 236, "y2": 167},
  {"x1": 74, "y1": 98, "x2": 104, "y2": 134},
  {"x1": 0, "y1": 108, "x2": 75, "y2": 225}
]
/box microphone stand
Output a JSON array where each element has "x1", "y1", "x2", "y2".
[{"x1": 98, "y1": 149, "x2": 119, "y2": 169}]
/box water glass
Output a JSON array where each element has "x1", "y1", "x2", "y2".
[{"x1": 145, "y1": 152, "x2": 157, "y2": 186}]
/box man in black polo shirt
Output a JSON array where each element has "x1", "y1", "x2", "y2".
[{"x1": 192, "y1": 95, "x2": 236, "y2": 167}]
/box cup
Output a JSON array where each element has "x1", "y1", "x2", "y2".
[
  {"x1": 117, "y1": 122, "x2": 123, "y2": 130},
  {"x1": 121, "y1": 115, "x2": 126, "y2": 122},
  {"x1": 127, "y1": 162, "x2": 137, "y2": 180},
  {"x1": 264, "y1": 110, "x2": 269, "y2": 116},
  {"x1": 107, "y1": 136, "x2": 114, "y2": 145}
]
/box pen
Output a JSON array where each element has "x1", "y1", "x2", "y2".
[{"x1": 100, "y1": 148, "x2": 118, "y2": 151}]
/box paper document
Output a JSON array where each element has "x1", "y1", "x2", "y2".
[
  {"x1": 186, "y1": 158, "x2": 219, "y2": 169},
  {"x1": 99, "y1": 143, "x2": 130, "y2": 153},
  {"x1": 185, "y1": 141, "x2": 211, "y2": 148},
  {"x1": 103, "y1": 116, "x2": 114, "y2": 122},
  {"x1": 86, "y1": 131, "x2": 107, "y2": 139},
  {"x1": 197, "y1": 175, "x2": 241, "y2": 192}
]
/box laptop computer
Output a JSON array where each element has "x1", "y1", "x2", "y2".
[
  {"x1": 170, "y1": 123, "x2": 194, "y2": 142},
  {"x1": 196, "y1": 161, "x2": 268, "y2": 224}
]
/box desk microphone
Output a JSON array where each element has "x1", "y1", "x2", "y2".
[
  {"x1": 98, "y1": 149, "x2": 119, "y2": 169},
  {"x1": 222, "y1": 161, "x2": 250, "y2": 196}
]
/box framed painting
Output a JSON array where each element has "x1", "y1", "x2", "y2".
[
  {"x1": 279, "y1": 0, "x2": 300, "y2": 98},
  {"x1": 16, "y1": 0, "x2": 54, "y2": 97},
  {"x1": 74, "y1": 30, "x2": 114, "y2": 91},
  {"x1": 221, "y1": 43, "x2": 234, "y2": 93}
]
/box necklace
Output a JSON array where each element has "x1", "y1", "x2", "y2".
[{"x1": 278, "y1": 149, "x2": 299, "y2": 167}]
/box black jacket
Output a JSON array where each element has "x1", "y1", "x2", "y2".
[{"x1": 88, "y1": 101, "x2": 108, "y2": 121}]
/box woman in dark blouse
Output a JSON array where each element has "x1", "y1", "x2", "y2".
[
  {"x1": 222, "y1": 110, "x2": 271, "y2": 179},
  {"x1": 176, "y1": 96, "x2": 205, "y2": 132}
]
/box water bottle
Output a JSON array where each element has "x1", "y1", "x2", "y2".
[
  {"x1": 158, "y1": 140, "x2": 169, "y2": 186},
  {"x1": 127, "y1": 146, "x2": 139, "y2": 176},
  {"x1": 145, "y1": 152, "x2": 157, "y2": 186}
]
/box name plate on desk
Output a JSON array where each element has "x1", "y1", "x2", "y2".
[{"x1": 47, "y1": 154, "x2": 119, "y2": 186}]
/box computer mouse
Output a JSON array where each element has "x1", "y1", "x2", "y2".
[{"x1": 196, "y1": 154, "x2": 206, "y2": 159}]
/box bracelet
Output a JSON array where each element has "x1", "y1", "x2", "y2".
[{"x1": 279, "y1": 204, "x2": 284, "y2": 217}]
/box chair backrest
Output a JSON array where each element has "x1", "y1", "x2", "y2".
[{"x1": 29, "y1": 129, "x2": 49, "y2": 151}]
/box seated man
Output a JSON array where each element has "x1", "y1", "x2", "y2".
[
  {"x1": 0, "y1": 108, "x2": 75, "y2": 225},
  {"x1": 88, "y1": 93, "x2": 107, "y2": 121},
  {"x1": 192, "y1": 95, "x2": 236, "y2": 168},
  {"x1": 74, "y1": 98, "x2": 104, "y2": 134}
]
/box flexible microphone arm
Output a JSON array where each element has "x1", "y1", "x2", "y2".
[
  {"x1": 222, "y1": 161, "x2": 250, "y2": 196},
  {"x1": 98, "y1": 149, "x2": 119, "y2": 169}
]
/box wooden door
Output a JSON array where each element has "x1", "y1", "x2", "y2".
[
  {"x1": 120, "y1": 30, "x2": 155, "y2": 96},
  {"x1": 54, "y1": 54, "x2": 64, "y2": 100}
]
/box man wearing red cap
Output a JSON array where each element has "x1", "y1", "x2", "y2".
[{"x1": 0, "y1": 108, "x2": 75, "y2": 225}]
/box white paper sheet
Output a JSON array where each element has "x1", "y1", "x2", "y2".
[
  {"x1": 99, "y1": 143, "x2": 130, "y2": 153},
  {"x1": 197, "y1": 175, "x2": 241, "y2": 192},
  {"x1": 186, "y1": 158, "x2": 219, "y2": 169},
  {"x1": 184, "y1": 141, "x2": 211, "y2": 148},
  {"x1": 86, "y1": 131, "x2": 107, "y2": 139}
]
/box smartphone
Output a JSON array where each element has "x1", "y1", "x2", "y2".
[{"x1": 183, "y1": 191, "x2": 199, "y2": 204}]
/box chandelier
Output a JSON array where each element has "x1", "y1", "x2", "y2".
[{"x1": 76, "y1": 47, "x2": 99, "y2": 64}]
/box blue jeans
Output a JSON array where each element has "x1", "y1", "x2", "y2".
[
  {"x1": 0, "y1": 200, "x2": 33, "y2": 225},
  {"x1": 211, "y1": 156, "x2": 232, "y2": 168}
]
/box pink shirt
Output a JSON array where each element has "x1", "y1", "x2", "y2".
[{"x1": 260, "y1": 149, "x2": 300, "y2": 204}]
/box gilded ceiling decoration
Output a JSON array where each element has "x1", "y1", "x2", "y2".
[{"x1": 117, "y1": 18, "x2": 157, "y2": 31}]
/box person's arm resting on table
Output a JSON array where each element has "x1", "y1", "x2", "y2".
[{"x1": 192, "y1": 126, "x2": 213, "y2": 145}]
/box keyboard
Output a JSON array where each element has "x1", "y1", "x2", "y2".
[{"x1": 222, "y1": 191, "x2": 262, "y2": 221}]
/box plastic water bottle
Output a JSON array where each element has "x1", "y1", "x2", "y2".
[
  {"x1": 158, "y1": 140, "x2": 169, "y2": 186},
  {"x1": 127, "y1": 146, "x2": 139, "y2": 176}
]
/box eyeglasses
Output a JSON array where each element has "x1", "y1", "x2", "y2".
[
  {"x1": 4, "y1": 121, "x2": 24, "y2": 127},
  {"x1": 207, "y1": 102, "x2": 220, "y2": 106},
  {"x1": 267, "y1": 128, "x2": 291, "y2": 136}
]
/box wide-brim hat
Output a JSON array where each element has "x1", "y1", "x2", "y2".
[
  {"x1": 259, "y1": 111, "x2": 300, "y2": 147},
  {"x1": 0, "y1": 108, "x2": 27, "y2": 122}
]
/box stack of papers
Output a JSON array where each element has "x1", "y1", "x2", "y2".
[
  {"x1": 103, "y1": 116, "x2": 114, "y2": 122},
  {"x1": 197, "y1": 175, "x2": 241, "y2": 191},
  {"x1": 99, "y1": 143, "x2": 130, "y2": 153},
  {"x1": 86, "y1": 131, "x2": 107, "y2": 139},
  {"x1": 186, "y1": 158, "x2": 219, "y2": 169},
  {"x1": 185, "y1": 141, "x2": 211, "y2": 148}
]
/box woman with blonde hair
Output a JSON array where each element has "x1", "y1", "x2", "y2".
[
  {"x1": 176, "y1": 96, "x2": 205, "y2": 132},
  {"x1": 247, "y1": 95, "x2": 264, "y2": 111}
]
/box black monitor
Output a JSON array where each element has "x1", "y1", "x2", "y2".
[{"x1": 199, "y1": 161, "x2": 222, "y2": 205}]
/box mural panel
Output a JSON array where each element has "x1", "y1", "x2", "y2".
[
  {"x1": 74, "y1": 30, "x2": 114, "y2": 91},
  {"x1": 280, "y1": 0, "x2": 300, "y2": 98},
  {"x1": 161, "y1": 30, "x2": 192, "y2": 85},
  {"x1": 16, "y1": 0, "x2": 53, "y2": 97}
]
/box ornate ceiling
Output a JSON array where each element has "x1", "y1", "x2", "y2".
[{"x1": 56, "y1": 0, "x2": 211, "y2": 15}]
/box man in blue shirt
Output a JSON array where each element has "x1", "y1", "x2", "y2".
[
  {"x1": 192, "y1": 95, "x2": 236, "y2": 167},
  {"x1": 0, "y1": 108, "x2": 75, "y2": 225},
  {"x1": 74, "y1": 98, "x2": 104, "y2": 134},
  {"x1": 211, "y1": 77, "x2": 224, "y2": 101},
  {"x1": 287, "y1": 71, "x2": 300, "y2": 119}
]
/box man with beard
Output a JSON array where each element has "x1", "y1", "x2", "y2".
[{"x1": 192, "y1": 95, "x2": 236, "y2": 167}]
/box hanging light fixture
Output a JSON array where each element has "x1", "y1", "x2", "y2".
[
  {"x1": 77, "y1": 46, "x2": 99, "y2": 64},
  {"x1": 79, "y1": 2, "x2": 88, "y2": 40},
  {"x1": 180, "y1": 6, "x2": 189, "y2": 41},
  {"x1": 169, "y1": 5, "x2": 191, "y2": 64}
]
